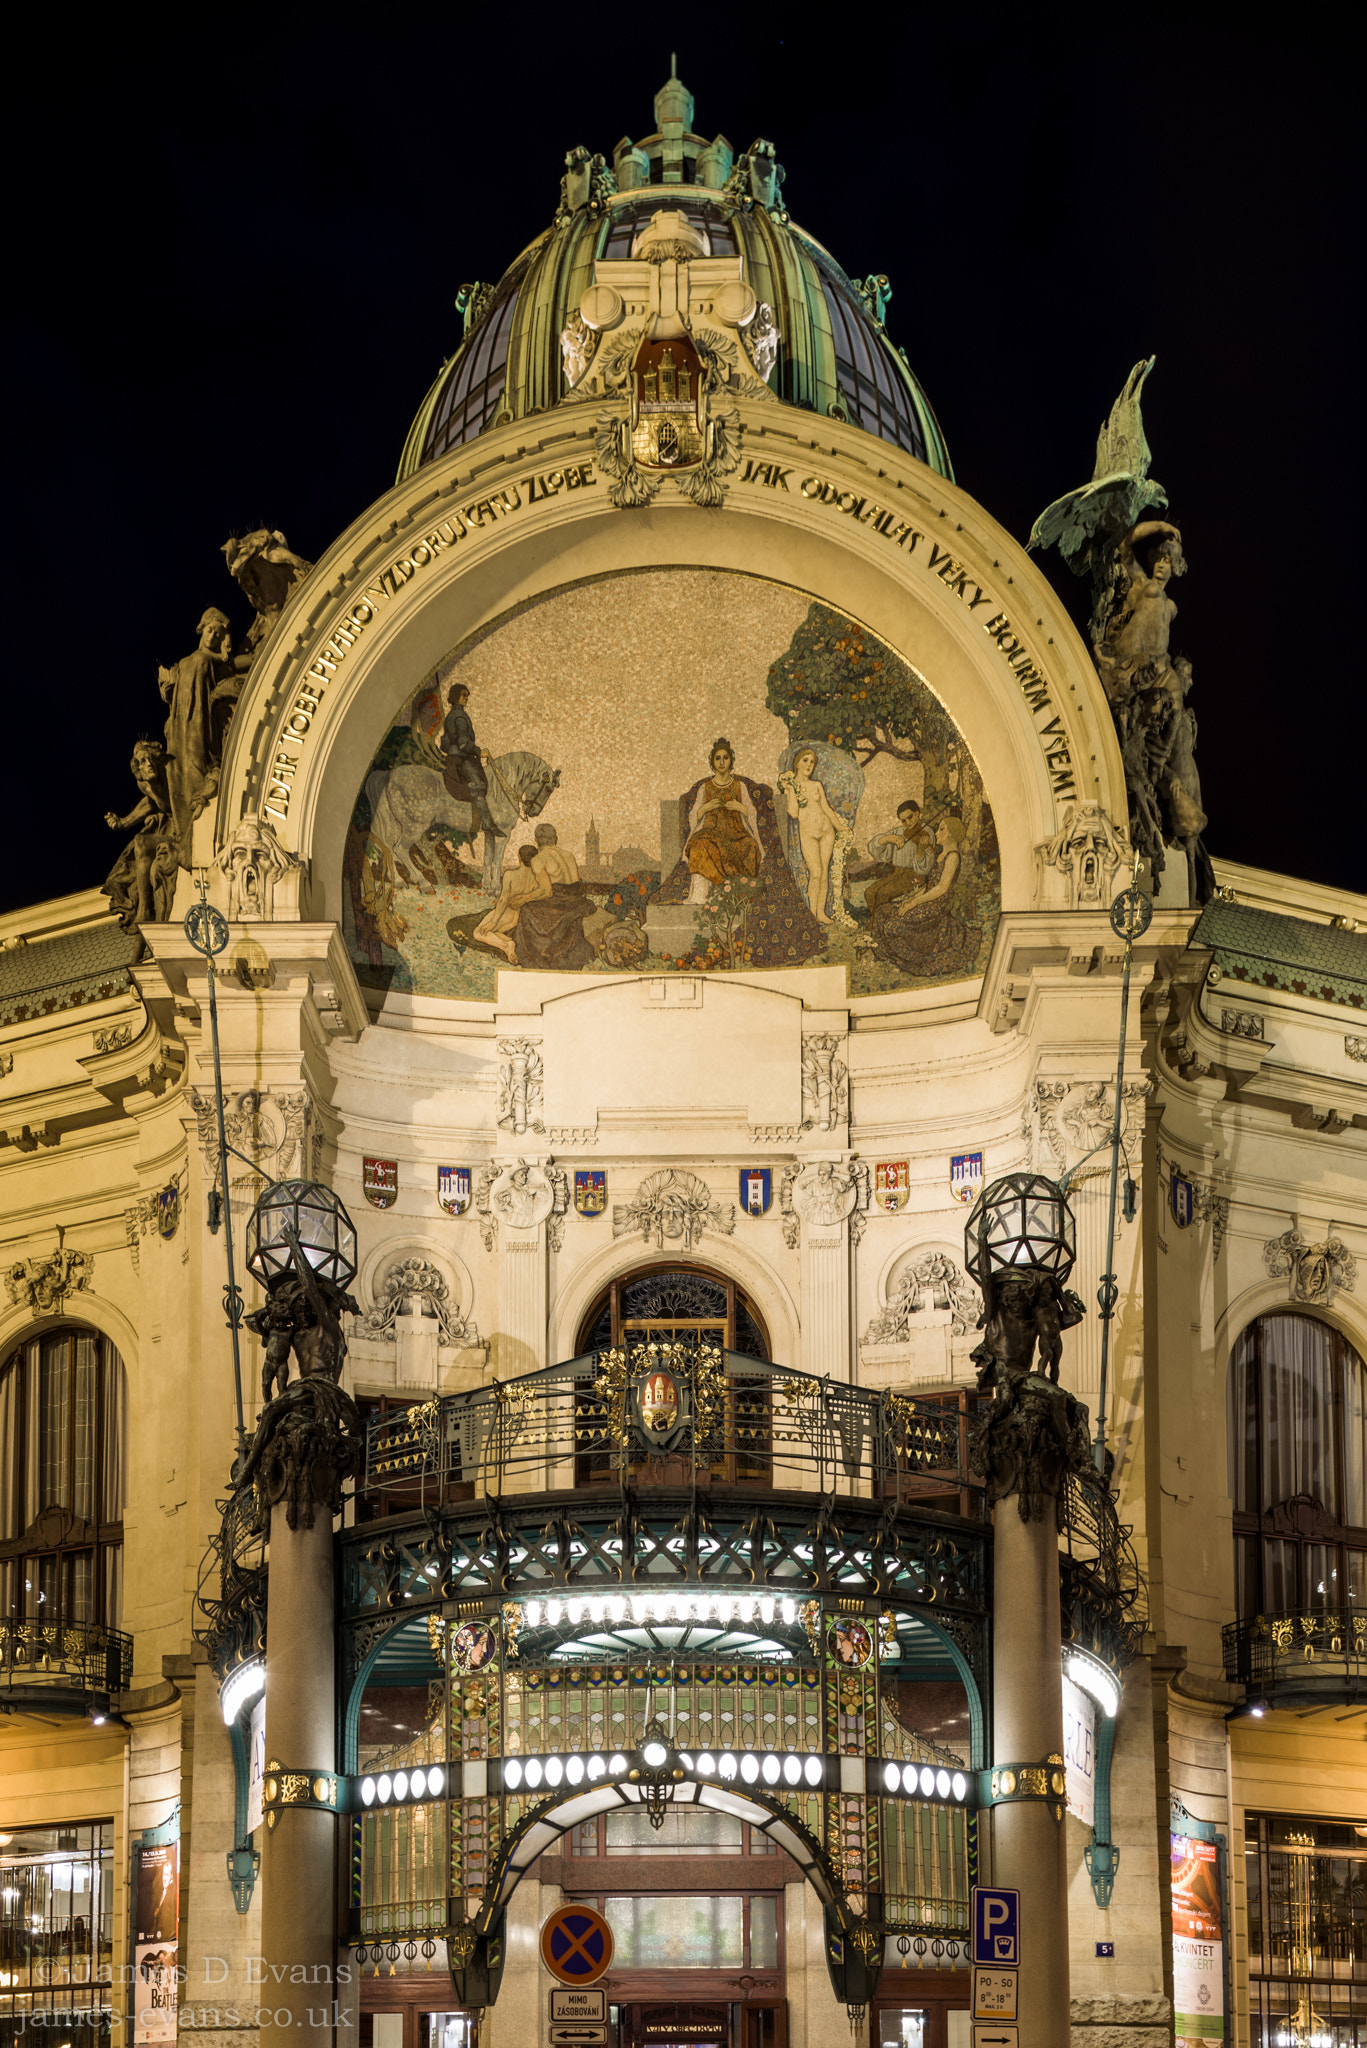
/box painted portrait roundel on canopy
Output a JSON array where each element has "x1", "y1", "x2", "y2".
[{"x1": 343, "y1": 569, "x2": 1001, "y2": 1001}]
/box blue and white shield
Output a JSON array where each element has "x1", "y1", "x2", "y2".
[
  {"x1": 437, "y1": 1166, "x2": 472, "y2": 1216},
  {"x1": 950, "y1": 1152, "x2": 984, "y2": 1206},
  {"x1": 1170, "y1": 1169, "x2": 1194, "y2": 1229},
  {"x1": 740, "y1": 1168, "x2": 772, "y2": 1216}
]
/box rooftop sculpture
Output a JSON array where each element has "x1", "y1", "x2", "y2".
[{"x1": 1031, "y1": 360, "x2": 1214, "y2": 905}]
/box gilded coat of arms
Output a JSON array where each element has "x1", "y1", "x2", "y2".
[
  {"x1": 636, "y1": 1366, "x2": 687, "y2": 1449},
  {"x1": 574, "y1": 1170, "x2": 607, "y2": 1217}
]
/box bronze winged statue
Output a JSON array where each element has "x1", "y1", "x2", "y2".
[{"x1": 1029, "y1": 357, "x2": 1168, "y2": 574}]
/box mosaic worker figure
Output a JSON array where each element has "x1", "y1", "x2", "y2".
[
  {"x1": 870, "y1": 813, "x2": 981, "y2": 977},
  {"x1": 472, "y1": 845, "x2": 541, "y2": 962},
  {"x1": 861, "y1": 799, "x2": 939, "y2": 915},
  {"x1": 513, "y1": 823, "x2": 595, "y2": 970}
]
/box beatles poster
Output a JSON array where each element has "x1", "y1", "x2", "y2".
[{"x1": 133, "y1": 1838, "x2": 180, "y2": 2043}]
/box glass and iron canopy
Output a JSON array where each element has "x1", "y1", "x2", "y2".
[
  {"x1": 245, "y1": 1179, "x2": 358, "y2": 1289},
  {"x1": 398, "y1": 73, "x2": 951, "y2": 480},
  {"x1": 964, "y1": 1172, "x2": 1077, "y2": 1286}
]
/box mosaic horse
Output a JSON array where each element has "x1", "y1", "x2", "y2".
[{"x1": 366, "y1": 751, "x2": 560, "y2": 895}]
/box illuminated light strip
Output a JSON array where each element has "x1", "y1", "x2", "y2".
[
  {"x1": 219, "y1": 1660, "x2": 265, "y2": 1726},
  {"x1": 350, "y1": 1753, "x2": 974, "y2": 1807},
  {"x1": 1065, "y1": 1647, "x2": 1121, "y2": 1719}
]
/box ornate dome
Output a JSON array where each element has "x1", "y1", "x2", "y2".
[{"x1": 397, "y1": 71, "x2": 951, "y2": 481}]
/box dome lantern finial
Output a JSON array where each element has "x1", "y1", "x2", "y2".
[{"x1": 654, "y1": 61, "x2": 693, "y2": 133}]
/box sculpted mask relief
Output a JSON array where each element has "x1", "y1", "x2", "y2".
[{"x1": 343, "y1": 569, "x2": 1001, "y2": 1001}]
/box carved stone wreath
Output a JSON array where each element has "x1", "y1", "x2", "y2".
[
  {"x1": 362, "y1": 1257, "x2": 478, "y2": 1348},
  {"x1": 864, "y1": 1251, "x2": 981, "y2": 1343}
]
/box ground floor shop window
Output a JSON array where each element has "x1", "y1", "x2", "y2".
[
  {"x1": 0, "y1": 1821, "x2": 114, "y2": 2048},
  {"x1": 1245, "y1": 1812, "x2": 1367, "y2": 2044}
]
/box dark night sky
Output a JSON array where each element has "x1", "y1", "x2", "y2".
[{"x1": 7, "y1": 13, "x2": 1355, "y2": 913}]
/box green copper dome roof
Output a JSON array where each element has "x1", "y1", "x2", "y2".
[{"x1": 397, "y1": 73, "x2": 951, "y2": 482}]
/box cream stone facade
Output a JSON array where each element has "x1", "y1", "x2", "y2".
[{"x1": 2, "y1": 73, "x2": 1362, "y2": 2048}]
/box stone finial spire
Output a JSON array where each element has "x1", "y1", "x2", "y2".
[{"x1": 654, "y1": 58, "x2": 694, "y2": 132}]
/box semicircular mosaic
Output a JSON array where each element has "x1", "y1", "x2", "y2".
[{"x1": 343, "y1": 568, "x2": 1000, "y2": 1001}]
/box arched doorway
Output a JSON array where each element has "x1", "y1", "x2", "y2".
[
  {"x1": 575, "y1": 1265, "x2": 773, "y2": 1488},
  {"x1": 575, "y1": 1264, "x2": 772, "y2": 1359}
]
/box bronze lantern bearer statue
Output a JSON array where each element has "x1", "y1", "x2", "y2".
[{"x1": 237, "y1": 1179, "x2": 363, "y2": 1529}]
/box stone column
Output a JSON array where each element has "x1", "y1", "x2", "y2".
[
  {"x1": 972, "y1": 1372, "x2": 1094, "y2": 2048},
  {"x1": 247, "y1": 1378, "x2": 362, "y2": 2048}
]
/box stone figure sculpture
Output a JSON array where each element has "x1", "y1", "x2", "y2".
[
  {"x1": 222, "y1": 528, "x2": 312, "y2": 674},
  {"x1": 158, "y1": 608, "x2": 235, "y2": 858},
  {"x1": 1030, "y1": 359, "x2": 1214, "y2": 905},
  {"x1": 102, "y1": 742, "x2": 181, "y2": 930}
]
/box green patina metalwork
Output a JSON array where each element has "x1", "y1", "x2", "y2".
[{"x1": 396, "y1": 73, "x2": 951, "y2": 483}]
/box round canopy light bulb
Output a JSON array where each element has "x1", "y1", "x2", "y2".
[
  {"x1": 503, "y1": 1760, "x2": 522, "y2": 1790},
  {"x1": 642, "y1": 1741, "x2": 668, "y2": 1768}
]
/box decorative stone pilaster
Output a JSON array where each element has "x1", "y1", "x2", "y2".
[
  {"x1": 791, "y1": 1160, "x2": 866, "y2": 1380},
  {"x1": 971, "y1": 1372, "x2": 1095, "y2": 2048},
  {"x1": 491, "y1": 1160, "x2": 554, "y2": 1377}
]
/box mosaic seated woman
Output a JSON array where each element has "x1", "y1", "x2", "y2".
[{"x1": 652, "y1": 737, "x2": 823, "y2": 968}]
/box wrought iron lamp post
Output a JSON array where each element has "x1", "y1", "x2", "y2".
[
  {"x1": 238, "y1": 1177, "x2": 362, "y2": 2048},
  {"x1": 965, "y1": 1172, "x2": 1091, "y2": 2048}
]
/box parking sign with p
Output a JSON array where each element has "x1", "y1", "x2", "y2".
[{"x1": 971, "y1": 1886, "x2": 1020, "y2": 1965}]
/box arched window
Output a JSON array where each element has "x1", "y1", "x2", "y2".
[
  {"x1": 1229, "y1": 1312, "x2": 1367, "y2": 1618},
  {"x1": 576, "y1": 1265, "x2": 771, "y2": 1361},
  {"x1": 0, "y1": 1327, "x2": 126, "y2": 1628}
]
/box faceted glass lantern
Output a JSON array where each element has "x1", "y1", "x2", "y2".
[
  {"x1": 245, "y1": 1179, "x2": 358, "y2": 1290},
  {"x1": 964, "y1": 1171, "x2": 1076, "y2": 1287}
]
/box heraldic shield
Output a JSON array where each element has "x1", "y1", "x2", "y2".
[
  {"x1": 574, "y1": 1170, "x2": 607, "y2": 1217},
  {"x1": 740, "y1": 1168, "x2": 772, "y2": 1216},
  {"x1": 631, "y1": 336, "x2": 706, "y2": 470},
  {"x1": 635, "y1": 1366, "x2": 689, "y2": 1451},
  {"x1": 438, "y1": 1166, "x2": 472, "y2": 1216}
]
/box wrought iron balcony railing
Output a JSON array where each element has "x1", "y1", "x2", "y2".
[
  {"x1": 0, "y1": 1614, "x2": 132, "y2": 1705},
  {"x1": 360, "y1": 1348, "x2": 980, "y2": 1511},
  {"x1": 1222, "y1": 1605, "x2": 1367, "y2": 1703}
]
